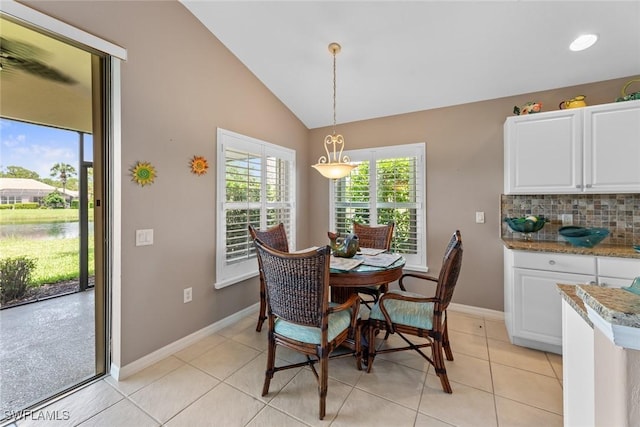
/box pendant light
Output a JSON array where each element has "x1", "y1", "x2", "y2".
[{"x1": 312, "y1": 42, "x2": 356, "y2": 179}]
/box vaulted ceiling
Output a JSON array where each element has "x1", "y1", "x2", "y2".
[
  {"x1": 2, "y1": 2, "x2": 639, "y2": 133},
  {"x1": 181, "y1": 1, "x2": 640, "y2": 128}
]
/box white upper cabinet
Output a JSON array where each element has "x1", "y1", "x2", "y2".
[
  {"x1": 505, "y1": 110, "x2": 582, "y2": 194},
  {"x1": 584, "y1": 101, "x2": 640, "y2": 193},
  {"x1": 504, "y1": 100, "x2": 640, "y2": 194}
]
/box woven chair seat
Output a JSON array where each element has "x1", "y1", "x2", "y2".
[
  {"x1": 275, "y1": 308, "x2": 353, "y2": 345},
  {"x1": 369, "y1": 290, "x2": 435, "y2": 330}
]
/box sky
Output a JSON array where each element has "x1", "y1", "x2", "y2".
[{"x1": 0, "y1": 118, "x2": 93, "y2": 179}]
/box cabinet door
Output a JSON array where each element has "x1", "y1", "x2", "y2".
[
  {"x1": 513, "y1": 268, "x2": 595, "y2": 349},
  {"x1": 505, "y1": 110, "x2": 582, "y2": 194},
  {"x1": 584, "y1": 100, "x2": 640, "y2": 193}
]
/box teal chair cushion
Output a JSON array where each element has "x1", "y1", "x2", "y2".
[
  {"x1": 274, "y1": 303, "x2": 354, "y2": 344},
  {"x1": 369, "y1": 290, "x2": 435, "y2": 330}
]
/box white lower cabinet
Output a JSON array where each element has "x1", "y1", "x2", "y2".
[
  {"x1": 505, "y1": 249, "x2": 640, "y2": 354},
  {"x1": 513, "y1": 268, "x2": 594, "y2": 354},
  {"x1": 504, "y1": 249, "x2": 596, "y2": 354},
  {"x1": 597, "y1": 256, "x2": 640, "y2": 288}
]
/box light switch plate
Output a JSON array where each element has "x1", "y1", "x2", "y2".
[
  {"x1": 475, "y1": 211, "x2": 485, "y2": 224},
  {"x1": 136, "y1": 229, "x2": 154, "y2": 246}
]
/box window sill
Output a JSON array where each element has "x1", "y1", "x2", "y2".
[
  {"x1": 404, "y1": 264, "x2": 429, "y2": 274},
  {"x1": 214, "y1": 270, "x2": 259, "y2": 289}
]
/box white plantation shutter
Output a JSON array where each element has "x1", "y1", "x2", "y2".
[
  {"x1": 333, "y1": 159, "x2": 371, "y2": 235},
  {"x1": 330, "y1": 143, "x2": 426, "y2": 270},
  {"x1": 216, "y1": 129, "x2": 295, "y2": 288},
  {"x1": 376, "y1": 156, "x2": 421, "y2": 257}
]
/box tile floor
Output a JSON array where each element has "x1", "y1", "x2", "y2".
[{"x1": 9, "y1": 310, "x2": 563, "y2": 426}]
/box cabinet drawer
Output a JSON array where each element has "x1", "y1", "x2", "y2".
[
  {"x1": 597, "y1": 257, "x2": 640, "y2": 279},
  {"x1": 513, "y1": 251, "x2": 596, "y2": 274},
  {"x1": 597, "y1": 276, "x2": 630, "y2": 289}
]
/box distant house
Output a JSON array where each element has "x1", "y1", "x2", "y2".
[{"x1": 0, "y1": 178, "x2": 78, "y2": 205}]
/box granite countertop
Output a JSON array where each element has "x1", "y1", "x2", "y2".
[
  {"x1": 576, "y1": 284, "x2": 640, "y2": 328},
  {"x1": 557, "y1": 284, "x2": 592, "y2": 327},
  {"x1": 502, "y1": 238, "x2": 640, "y2": 259}
]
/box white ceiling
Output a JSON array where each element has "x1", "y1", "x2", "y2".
[{"x1": 181, "y1": 0, "x2": 640, "y2": 129}]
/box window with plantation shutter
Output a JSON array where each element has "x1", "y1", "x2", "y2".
[
  {"x1": 330, "y1": 143, "x2": 426, "y2": 270},
  {"x1": 216, "y1": 128, "x2": 295, "y2": 288}
]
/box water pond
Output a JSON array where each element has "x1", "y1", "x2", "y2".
[{"x1": 0, "y1": 222, "x2": 94, "y2": 240}]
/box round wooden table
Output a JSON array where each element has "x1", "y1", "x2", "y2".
[{"x1": 330, "y1": 256, "x2": 406, "y2": 303}]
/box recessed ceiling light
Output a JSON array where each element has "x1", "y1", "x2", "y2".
[{"x1": 570, "y1": 34, "x2": 598, "y2": 51}]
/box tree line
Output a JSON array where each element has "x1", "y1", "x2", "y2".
[{"x1": 0, "y1": 164, "x2": 78, "y2": 192}]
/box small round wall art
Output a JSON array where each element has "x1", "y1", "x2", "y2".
[
  {"x1": 131, "y1": 161, "x2": 157, "y2": 187},
  {"x1": 190, "y1": 155, "x2": 209, "y2": 176}
]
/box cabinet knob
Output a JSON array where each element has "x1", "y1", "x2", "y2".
[
  {"x1": 548, "y1": 260, "x2": 556, "y2": 265},
  {"x1": 575, "y1": 184, "x2": 582, "y2": 189},
  {"x1": 586, "y1": 184, "x2": 592, "y2": 188}
]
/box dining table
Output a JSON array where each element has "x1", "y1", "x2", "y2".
[{"x1": 329, "y1": 254, "x2": 406, "y2": 304}]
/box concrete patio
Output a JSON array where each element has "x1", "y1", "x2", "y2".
[{"x1": 0, "y1": 289, "x2": 95, "y2": 416}]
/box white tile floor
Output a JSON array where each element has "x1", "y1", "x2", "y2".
[{"x1": 11, "y1": 311, "x2": 563, "y2": 426}]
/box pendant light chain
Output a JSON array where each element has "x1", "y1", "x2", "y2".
[{"x1": 332, "y1": 48, "x2": 337, "y2": 135}]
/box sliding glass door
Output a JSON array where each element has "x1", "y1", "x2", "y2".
[{"x1": 0, "y1": 14, "x2": 108, "y2": 419}]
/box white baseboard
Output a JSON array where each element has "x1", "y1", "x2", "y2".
[
  {"x1": 448, "y1": 302, "x2": 504, "y2": 321},
  {"x1": 110, "y1": 301, "x2": 502, "y2": 381},
  {"x1": 110, "y1": 303, "x2": 259, "y2": 381}
]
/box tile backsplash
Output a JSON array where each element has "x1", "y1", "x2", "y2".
[{"x1": 501, "y1": 194, "x2": 640, "y2": 245}]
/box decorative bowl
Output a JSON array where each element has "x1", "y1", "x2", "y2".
[
  {"x1": 633, "y1": 245, "x2": 640, "y2": 254},
  {"x1": 559, "y1": 227, "x2": 609, "y2": 248},
  {"x1": 504, "y1": 216, "x2": 547, "y2": 234},
  {"x1": 557, "y1": 226, "x2": 590, "y2": 237}
]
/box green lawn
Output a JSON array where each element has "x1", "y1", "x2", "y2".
[
  {"x1": 0, "y1": 209, "x2": 95, "y2": 286},
  {"x1": 0, "y1": 236, "x2": 94, "y2": 286},
  {"x1": 0, "y1": 208, "x2": 94, "y2": 224}
]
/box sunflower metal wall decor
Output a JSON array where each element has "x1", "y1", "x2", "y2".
[
  {"x1": 190, "y1": 155, "x2": 209, "y2": 175},
  {"x1": 131, "y1": 161, "x2": 157, "y2": 187}
]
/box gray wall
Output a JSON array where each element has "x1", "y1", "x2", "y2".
[
  {"x1": 24, "y1": 0, "x2": 310, "y2": 365},
  {"x1": 308, "y1": 76, "x2": 636, "y2": 311},
  {"x1": 22, "y1": 0, "x2": 638, "y2": 363}
]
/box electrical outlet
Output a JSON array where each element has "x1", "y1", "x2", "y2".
[
  {"x1": 183, "y1": 287, "x2": 192, "y2": 303},
  {"x1": 561, "y1": 214, "x2": 573, "y2": 226},
  {"x1": 475, "y1": 211, "x2": 485, "y2": 224}
]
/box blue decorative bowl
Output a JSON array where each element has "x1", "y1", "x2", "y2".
[
  {"x1": 504, "y1": 217, "x2": 547, "y2": 233},
  {"x1": 633, "y1": 245, "x2": 640, "y2": 253},
  {"x1": 558, "y1": 226, "x2": 590, "y2": 237},
  {"x1": 559, "y1": 227, "x2": 609, "y2": 248}
]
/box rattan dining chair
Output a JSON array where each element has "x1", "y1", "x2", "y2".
[
  {"x1": 248, "y1": 223, "x2": 289, "y2": 332},
  {"x1": 353, "y1": 221, "x2": 395, "y2": 306},
  {"x1": 365, "y1": 230, "x2": 463, "y2": 394},
  {"x1": 254, "y1": 239, "x2": 361, "y2": 420}
]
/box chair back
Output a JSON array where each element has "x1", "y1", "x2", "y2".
[
  {"x1": 353, "y1": 222, "x2": 394, "y2": 250},
  {"x1": 248, "y1": 223, "x2": 289, "y2": 252},
  {"x1": 434, "y1": 230, "x2": 463, "y2": 312},
  {"x1": 253, "y1": 239, "x2": 331, "y2": 328}
]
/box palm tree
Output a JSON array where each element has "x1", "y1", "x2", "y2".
[{"x1": 50, "y1": 163, "x2": 76, "y2": 207}]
